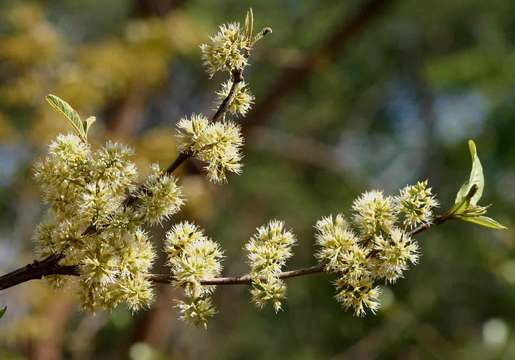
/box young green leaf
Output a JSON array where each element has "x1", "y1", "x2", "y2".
[
  {"x1": 84, "y1": 116, "x2": 96, "y2": 138},
  {"x1": 459, "y1": 216, "x2": 507, "y2": 230},
  {"x1": 448, "y1": 184, "x2": 478, "y2": 216},
  {"x1": 0, "y1": 306, "x2": 6, "y2": 319},
  {"x1": 46, "y1": 94, "x2": 86, "y2": 141},
  {"x1": 454, "y1": 140, "x2": 484, "y2": 207},
  {"x1": 448, "y1": 140, "x2": 506, "y2": 230},
  {"x1": 245, "y1": 8, "x2": 254, "y2": 41}
]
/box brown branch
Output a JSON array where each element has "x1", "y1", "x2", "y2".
[
  {"x1": 249, "y1": 126, "x2": 348, "y2": 174},
  {"x1": 0, "y1": 214, "x2": 449, "y2": 290},
  {"x1": 211, "y1": 69, "x2": 244, "y2": 122},
  {"x1": 149, "y1": 264, "x2": 325, "y2": 285},
  {"x1": 0, "y1": 254, "x2": 67, "y2": 290},
  {"x1": 131, "y1": 0, "x2": 187, "y2": 18}
]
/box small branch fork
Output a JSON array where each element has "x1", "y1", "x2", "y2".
[{"x1": 0, "y1": 216, "x2": 448, "y2": 290}]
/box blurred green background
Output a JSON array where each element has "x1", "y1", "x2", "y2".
[{"x1": 0, "y1": 0, "x2": 514, "y2": 359}]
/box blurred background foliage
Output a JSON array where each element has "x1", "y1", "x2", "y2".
[{"x1": 0, "y1": 0, "x2": 514, "y2": 359}]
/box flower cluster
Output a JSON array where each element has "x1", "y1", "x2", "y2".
[
  {"x1": 245, "y1": 220, "x2": 296, "y2": 312},
  {"x1": 29, "y1": 10, "x2": 273, "y2": 327},
  {"x1": 165, "y1": 222, "x2": 223, "y2": 328},
  {"x1": 34, "y1": 133, "x2": 184, "y2": 311},
  {"x1": 397, "y1": 180, "x2": 439, "y2": 229},
  {"x1": 134, "y1": 164, "x2": 184, "y2": 224},
  {"x1": 315, "y1": 183, "x2": 437, "y2": 316},
  {"x1": 176, "y1": 114, "x2": 244, "y2": 183},
  {"x1": 200, "y1": 23, "x2": 250, "y2": 78},
  {"x1": 175, "y1": 10, "x2": 271, "y2": 185},
  {"x1": 352, "y1": 190, "x2": 397, "y2": 239},
  {"x1": 371, "y1": 228, "x2": 419, "y2": 283},
  {"x1": 20, "y1": 8, "x2": 506, "y2": 329},
  {"x1": 215, "y1": 80, "x2": 254, "y2": 117}
]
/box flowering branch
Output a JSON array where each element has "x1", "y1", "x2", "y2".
[
  {"x1": 0, "y1": 213, "x2": 445, "y2": 291},
  {"x1": 0, "y1": 58, "x2": 247, "y2": 287},
  {"x1": 0, "y1": 10, "x2": 505, "y2": 329},
  {"x1": 161, "y1": 68, "x2": 245, "y2": 177}
]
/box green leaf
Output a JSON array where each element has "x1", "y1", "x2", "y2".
[
  {"x1": 245, "y1": 8, "x2": 254, "y2": 41},
  {"x1": 447, "y1": 140, "x2": 505, "y2": 231},
  {"x1": 0, "y1": 306, "x2": 6, "y2": 319},
  {"x1": 84, "y1": 116, "x2": 96, "y2": 137},
  {"x1": 454, "y1": 139, "x2": 484, "y2": 207},
  {"x1": 459, "y1": 215, "x2": 507, "y2": 230},
  {"x1": 45, "y1": 94, "x2": 86, "y2": 141},
  {"x1": 448, "y1": 184, "x2": 477, "y2": 216}
]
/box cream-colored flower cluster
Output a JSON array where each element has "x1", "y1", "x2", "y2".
[
  {"x1": 23, "y1": 7, "x2": 506, "y2": 330},
  {"x1": 176, "y1": 114, "x2": 244, "y2": 183},
  {"x1": 200, "y1": 23, "x2": 250, "y2": 78},
  {"x1": 216, "y1": 80, "x2": 254, "y2": 117},
  {"x1": 34, "y1": 134, "x2": 183, "y2": 311},
  {"x1": 135, "y1": 164, "x2": 184, "y2": 224},
  {"x1": 315, "y1": 183, "x2": 438, "y2": 316},
  {"x1": 245, "y1": 220, "x2": 296, "y2": 312},
  {"x1": 165, "y1": 222, "x2": 223, "y2": 328},
  {"x1": 29, "y1": 9, "x2": 273, "y2": 328},
  {"x1": 397, "y1": 180, "x2": 439, "y2": 229},
  {"x1": 174, "y1": 11, "x2": 272, "y2": 184}
]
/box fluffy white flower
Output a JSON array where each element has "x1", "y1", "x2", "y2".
[
  {"x1": 165, "y1": 222, "x2": 224, "y2": 326},
  {"x1": 200, "y1": 23, "x2": 250, "y2": 77},
  {"x1": 397, "y1": 180, "x2": 439, "y2": 229},
  {"x1": 216, "y1": 80, "x2": 254, "y2": 116},
  {"x1": 245, "y1": 220, "x2": 296, "y2": 312},
  {"x1": 352, "y1": 190, "x2": 398, "y2": 238},
  {"x1": 176, "y1": 114, "x2": 244, "y2": 183},
  {"x1": 372, "y1": 228, "x2": 419, "y2": 283},
  {"x1": 335, "y1": 277, "x2": 381, "y2": 317}
]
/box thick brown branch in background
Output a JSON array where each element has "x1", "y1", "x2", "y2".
[
  {"x1": 132, "y1": 0, "x2": 187, "y2": 18},
  {"x1": 244, "y1": 0, "x2": 396, "y2": 132}
]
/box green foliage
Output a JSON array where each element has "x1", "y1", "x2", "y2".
[
  {"x1": 455, "y1": 140, "x2": 484, "y2": 207},
  {"x1": 449, "y1": 140, "x2": 506, "y2": 230},
  {"x1": 459, "y1": 215, "x2": 507, "y2": 230},
  {"x1": 45, "y1": 94, "x2": 96, "y2": 142},
  {"x1": 244, "y1": 8, "x2": 254, "y2": 41},
  {"x1": 0, "y1": 306, "x2": 6, "y2": 319}
]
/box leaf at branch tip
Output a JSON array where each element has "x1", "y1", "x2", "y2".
[
  {"x1": 46, "y1": 94, "x2": 86, "y2": 141},
  {"x1": 448, "y1": 184, "x2": 477, "y2": 216},
  {"x1": 459, "y1": 215, "x2": 507, "y2": 230},
  {"x1": 454, "y1": 139, "x2": 484, "y2": 207},
  {"x1": 0, "y1": 306, "x2": 6, "y2": 319}
]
